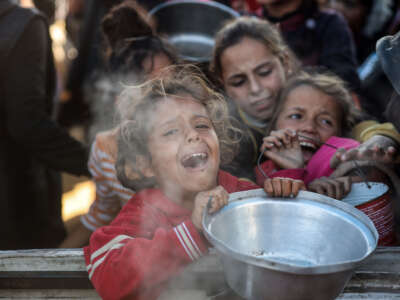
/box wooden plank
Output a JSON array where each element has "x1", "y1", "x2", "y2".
[
  {"x1": 0, "y1": 247, "x2": 398, "y2": 295},
  {"x1": 1, "y1": 289, "x2": 399, "y2": 300},
  {"x1": 0, "y1": 249, "x2": 86, "y2": 272},
  {"x1": 0, "y1": 289, "x2": 100, "y2": 299},
  {"x1": 0, "y1": 247, "x2": 398, "y2": 274},
  {"x1": 344, "y1": 273, "x2": 400, "y2": 293},
  {"x1": 356, "y1": 247, "x2": 400, "y2": 273},
  {"x1": 337, "y1": 293, "x2": 400, "y2": 299}
]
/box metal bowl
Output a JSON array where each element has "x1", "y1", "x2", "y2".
[
  {"x1": 149, "y1": 0, "x2": 239, "y2": 62},
  {"x1": 202, "y1": 189, "x2": 378, "y2": 300}
]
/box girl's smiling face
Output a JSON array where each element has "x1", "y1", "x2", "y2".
[
  {"x1": 146, "y1": 96, "x2": 220, "y2": 202},
  {"x1": 275, "y1": 85, "x2": 342, "y2": 162},
  {"x1": 221, "y1": 37, "x2": 288, "y2": 122}
]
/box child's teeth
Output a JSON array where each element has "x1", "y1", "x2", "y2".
[
  {"x1": 300, "y1": 142, "x2": 316, "y2": 149},
  {"x1": 182, "y1": 152, "x2": 208, "y2": 168}
]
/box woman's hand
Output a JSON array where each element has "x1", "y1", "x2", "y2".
[
  {"x1": 308, "y1": 176, "x2": 352, "y2": 200},
  {"x1": 261, "y1": 129, "x2": 305, "y2": 169},
  {"x1": 330, "y1": 135, "x2": 398, "y2": 169},
  {"x1": 264, "y1": 177, "x2": 306, "y2": 197},
  {"x1": 191, "y1": 185, "x2": 229, "y2": 231}
]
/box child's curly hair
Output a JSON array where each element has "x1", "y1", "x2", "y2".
[
  {"x1": 115, "y1": 64, "x2": 242, "y2": 191},
  {"x1": 268, "y1": 68, "x2": 361, "y2": 137}
]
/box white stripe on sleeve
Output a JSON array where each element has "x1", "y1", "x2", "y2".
[
  {"x1": 175, "y1": 224, "x2": 200, "y2": 260},
  {"x1": 182, "y1": 222, "x2": 201, "y2": 255},
  {"x1": 173, "y1": 227, "x2": 194, "y2": 261},
  {"x1": 90, "y1": 234, "x2": 133, "y2": 262},
  {"x1": 88, "y1": 243, "x2": 125, "y2": 279}
]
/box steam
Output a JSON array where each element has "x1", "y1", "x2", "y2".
[
  {"x1": 83, "y1": 70, "x2": 245, "y2": 299},
  {"x1": 84, "y1": 70, "x2": 141, "y2": 144}
]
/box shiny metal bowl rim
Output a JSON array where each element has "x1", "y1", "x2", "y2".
[
  {"x1": 202, "y1": 189, "x2": 379, "y2": 275},
  {"x1": 148, "y1": 0, "x2": 240, "y2": 21},
  {"x1": 148, "y1": 0, "x2": 240, "y2": 62}
]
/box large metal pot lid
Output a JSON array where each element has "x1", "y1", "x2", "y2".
[
  {"x1": 202, "y1": 189, "x2": 379, "y2": 274},
  {"x1": 149, "y1": 0, "x2": 239, "y2": 62}
]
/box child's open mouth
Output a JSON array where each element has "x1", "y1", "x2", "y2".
[
  {"x1": 181, "y1": 152, "x2": 208, "y2": 170},
  {"x1": 299, "y1": 141, "x2": 318, "y2": 163}
]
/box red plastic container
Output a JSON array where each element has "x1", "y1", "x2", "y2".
[{"x1": 343, "y1": 182, "x2": 396, "y2": 246}]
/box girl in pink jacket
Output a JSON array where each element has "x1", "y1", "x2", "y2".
[{"x1": 255, "y1": 70, "x2": 361, "y2": 199}]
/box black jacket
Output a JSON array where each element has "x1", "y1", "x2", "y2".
[
  {"x1": 260, "y1": 0, "x2": 361, "y2": 92},
  {"x1": 0, "y1": 1, "x2": 89, "y2": 249}
]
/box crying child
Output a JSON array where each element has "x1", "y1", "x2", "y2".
[{"x1": 83, "y1": 65, "x2": 305, "y2": 300}]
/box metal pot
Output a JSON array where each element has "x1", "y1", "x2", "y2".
[
  {"x1": 149, "y1": 0, "x2": 239, "y2": 62},
  {"x1": 202, "y1": 189, "x2": 378, "y2": 300}
]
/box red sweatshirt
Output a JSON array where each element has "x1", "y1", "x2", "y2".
[{"x1": 84, "y1": 170, "x2": 258, "y2": 300}]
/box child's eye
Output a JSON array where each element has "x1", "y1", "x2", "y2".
[
  {"x1": 196, "y1": 124, "x2": 210, "y2": 129},
  {"x1": 258, "y1": 68, "x2": 272, "y2": 77},
  {"x1": 321, "y1": 119, "x2": 333, "y2": 126},
  {"x1": 288, "y1": 113, "x2": 302, "y2": 120},
  {"x1": 163, "y1": 129, "x2": 178, "y2": 136},
  {"x1": 229, "y1": 78, "x2": 245, "y2": 87}
]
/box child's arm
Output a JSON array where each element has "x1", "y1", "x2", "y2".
[
  {"x1": 81, "y1": 136, "x2": 131, "y2": 230},
  {"x1": 84, "y1": 186, "x2": 231, "y2": 300},
  {"x1": 331, "y1": 135, "x2": 398, "y2": 168},
  {"x1": 84, "y1": 199, "x2": 210, "y2": 300},
  {"x1": 261, "y1": 129, "x2": 305, "y2": 169}
]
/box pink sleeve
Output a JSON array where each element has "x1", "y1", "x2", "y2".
[{"x1": 304, "y1": 136, "x2": 359, "y2": 184}]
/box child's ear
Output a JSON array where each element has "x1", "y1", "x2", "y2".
[
  {"x1": 123, "y1": 155, "x2": 155, "y2": 181},
  {"x1": 136, "y1": 155, "x2": 156, "y2": 178}
]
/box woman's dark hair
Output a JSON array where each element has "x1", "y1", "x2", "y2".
[
  {"x1": 210, "y1": 16, "x2": 299, "y2": 81},
  {"x1": 101, "y1": 0, "x2": 179, "y2": 76}
]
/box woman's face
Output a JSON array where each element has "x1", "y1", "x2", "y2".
[{"x1": 220, "y1": 37, "x2": 288, "y2": 122}]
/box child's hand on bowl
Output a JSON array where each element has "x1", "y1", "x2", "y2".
[
  {"x1": 263, "y1": 177, "x2": 305, "y2": 197},
  {"x1": 192, "y1": 185, "x2": 229, "y2": 231},
  {"x1": 308, "y1": 176, "x2": 352, "y2": 200}
]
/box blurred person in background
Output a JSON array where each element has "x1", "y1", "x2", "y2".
[
  {"x1": 230, "y1": 0, "x2": 261, "y2": 13},
  {"x1": 59, "y1": 0, "x2": 179, "y2": 248},
  {"x1": 327, "y1": 0, "x2": 400, "y2": 122},
  {"x1": 58, "y1": 0, "x2": 165, "y2": 129},
  {"x1": 327, "y1": 0, "x2": 395, "y2": 64},
  {"x1": 0, "y1": 0, "x2": 89, "y2": 249},
  {"x1": 255, "y1": 0, "x2": 362, "y2": 99},
  {"x1": 377, "y1": 30, "x2": 400, "y2": 134}
]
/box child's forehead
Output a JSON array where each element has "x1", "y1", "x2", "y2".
[
  {"x1": 156, "y1": 94, "x2": 206, "y2": 109},
  {"x1": 284, "y1": 85, "x2": 342, "y2": 112},
  {"x1": 150, "y1": 95, "x2": 208, "y2": 121},
  {"x1": 286, "y1": 85, "x2": 330, "y2": 102}
]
